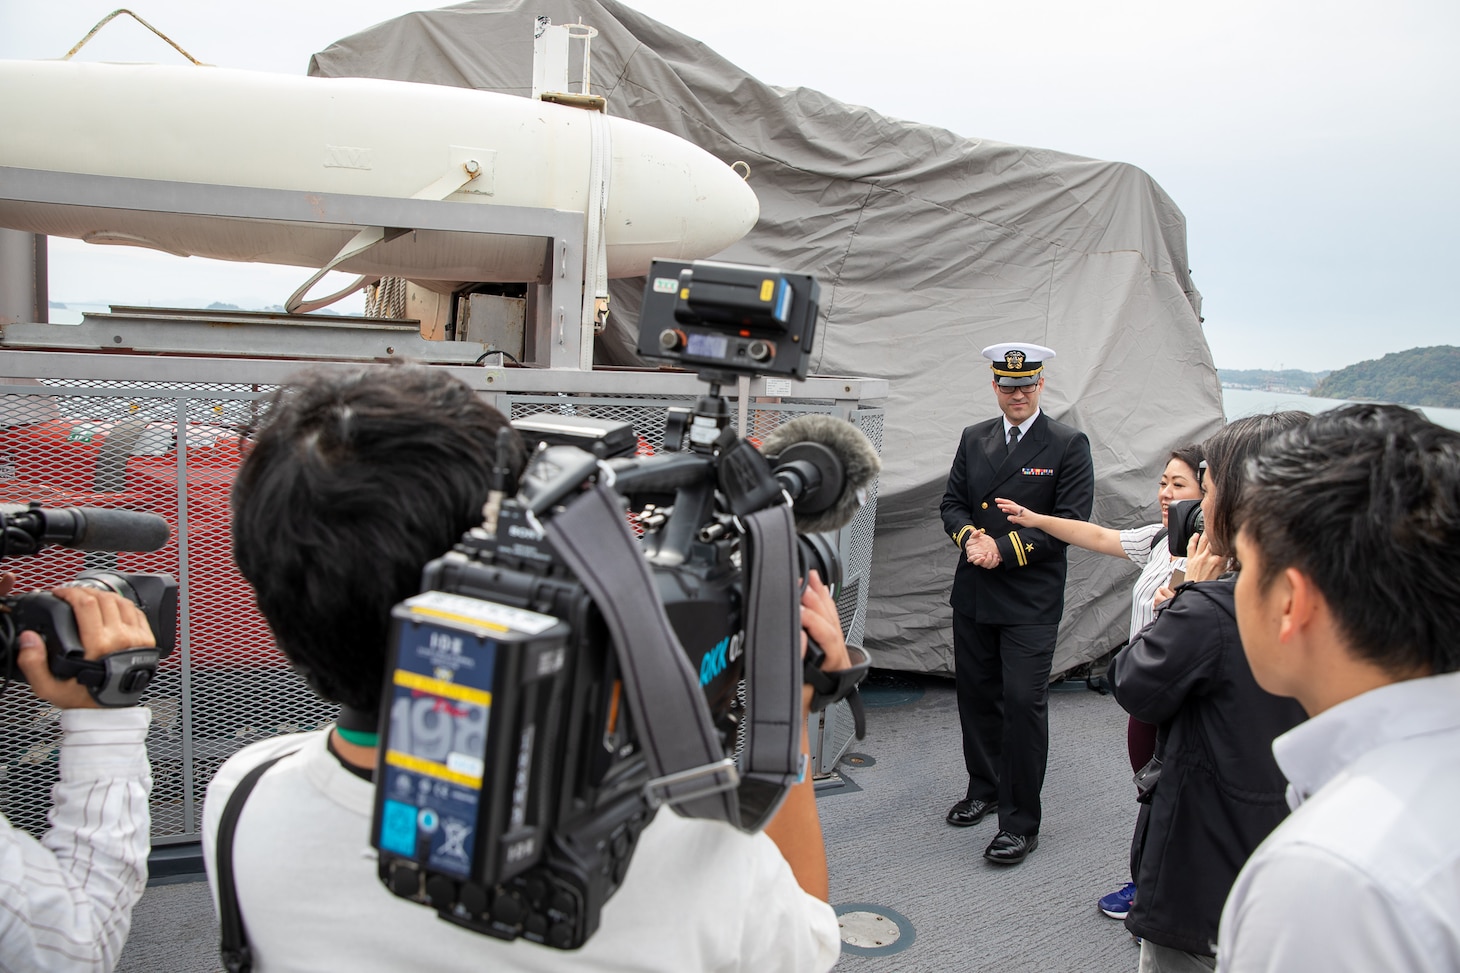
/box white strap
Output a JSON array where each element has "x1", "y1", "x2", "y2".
[{"x1": 284, "y1": 160, "x2": 485, "y2": 314}]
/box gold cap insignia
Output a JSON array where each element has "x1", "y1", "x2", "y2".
[{"x1": 1005, "y1": 350, "x2": 1026, "y2": 370}]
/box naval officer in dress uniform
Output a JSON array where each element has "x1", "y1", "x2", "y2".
[{"x1": 940, "y1": 342, "x2": 1095, "y2": 864}]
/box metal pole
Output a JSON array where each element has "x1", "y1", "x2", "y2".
[
  {"x1": 0, "y1": 230, "x2": 47, "y2": 325},
  {"x1": 172, "y1": 395, "x2": 198, "y2": 836}
]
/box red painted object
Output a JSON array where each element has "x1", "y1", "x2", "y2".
[{"x1": 0, "y1": 416, "x2": 276, "y2": 669}]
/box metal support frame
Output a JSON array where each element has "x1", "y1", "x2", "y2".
[
  {"x1": 0, "y1": 348, "x2": 888, "y2": 405},
  {"x1": 0, "y1": 166, "x2": 589, "y2": 368},
  {"x1": 0, "y1": 229, "x2": 46, "y2": 326},
  {"x1": 168, "y1": 394, "x2": 199, "y2": 835},
  {"x1": 4, "y1": 305, "x2": 502, "y2": 363}
]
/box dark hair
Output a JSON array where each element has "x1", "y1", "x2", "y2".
[
  {"x1": 1201, "y1": 411, "x2": 1312, "y2": 557},
  {"x1": 1238, "y1": 403, "x2": 1460, "y2": 677},
  {"x1": 1167, "y1": 444, "x2": 1205, "y2": 487},
  {"x1": 231, "y1": 365, "x2": 524, "y2": 712}
]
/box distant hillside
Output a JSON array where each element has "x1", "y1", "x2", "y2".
[
  {"x1": 1310, "y1": 346, "x2": 1460, "y2": 408},
  {"x1": 1219, "y1": 368, "x2": 1328, "y2": 392}
]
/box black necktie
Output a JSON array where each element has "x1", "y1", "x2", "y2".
[{"x1": 1006, "y1": 426, "x2": 1020, "y2": 456}]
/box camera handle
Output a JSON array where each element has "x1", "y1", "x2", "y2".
[
  {"x1": 5, "y1": 591, "x2": 163, "y2": 706},
  {"x1": 545, "y1": 481, "x2": 804, "y2": 832},
  {"x1": 50, "y1": 647, "x2": 162, "y2": 708},
  {"x1": 803, "y1": 643, "x2": 871, "y2": 739}
]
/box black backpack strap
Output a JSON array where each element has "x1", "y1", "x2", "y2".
[{"x1": 217, "y1": 749, "x2": 298, "y2": 973}]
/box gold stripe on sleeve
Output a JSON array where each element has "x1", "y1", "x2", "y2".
[{"x1": 1009, "y1": 531, "x2": 1027, "y2": 567}]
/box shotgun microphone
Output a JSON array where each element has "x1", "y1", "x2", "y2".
[
  {"x1": 760, "y1": 415, "x2": 881, "y2": 534},
  {"x1": 0, "y1": 504, "x2": 171, "y2": 557}
]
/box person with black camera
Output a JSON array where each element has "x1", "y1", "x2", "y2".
[
  {"x1": 1216, "y1": 404, "x2": 1460, "y2": 972},
  {"x1": 1108, "y1": 413, "x2": 1310, "y2": 972},
  {"x1": 0, "y1": 579, "x2": 156, "y2": 973},
  {"x1": 202, "y1": 364, "x2": 843, "y2": 972}
]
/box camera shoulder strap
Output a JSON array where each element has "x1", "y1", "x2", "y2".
[
  {"x1": 216, "y1": 748, "x2": 298, "y2": 973},
  {"x1": 545, "y1": 481, "x2": 741, "y2": 825},
  {"x1": 546, "y1": 481, "x2": 804, "y2": 831},
  {"x1": 733, "y1": 501, "x2": 806, "y2": 829}
]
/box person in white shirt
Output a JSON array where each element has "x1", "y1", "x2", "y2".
[
  {"x1": 1217, "y1": 403, "x2": 1460, "y2": 972},
  {"x1": 205, "y1": 364, "x2": 844, "y2": 973},
  {"x1": 0, "y1": 582, "x2": 156, "y2": 973}
]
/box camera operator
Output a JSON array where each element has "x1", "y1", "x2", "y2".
[
  {"x1": 203, "y1": 364, "x2": 842, "y2": 972},
  {"x1": 0, "y1": 578, "x2": 155, "y2": 973}
]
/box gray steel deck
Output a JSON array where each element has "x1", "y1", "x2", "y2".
[{"x1": 117, "y1": 674, "x2": 1142, "y2": 972}]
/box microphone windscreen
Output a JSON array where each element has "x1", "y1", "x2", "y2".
[
  {"x1": 69, "y1": 508, "x2": 172, "y2": 552},
  {"x1": 761, "y1": 415, "x2": 881, "y2": 533}
]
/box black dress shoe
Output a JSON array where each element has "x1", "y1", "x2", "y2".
[
  {"x1": 946, "y1": 798, "x2": 998, "y2": 827},
  {"x1": 983, "y1": 830, "x2": 1039, "y2": 864}
]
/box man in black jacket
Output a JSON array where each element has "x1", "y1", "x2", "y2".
[{"x1": 940, "y1": 342, "x2": 1094, "y2": 864}]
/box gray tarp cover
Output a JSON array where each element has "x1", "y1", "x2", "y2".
[{"x1": 311, "y1": 0, "x2": 1225, "y2": 676}]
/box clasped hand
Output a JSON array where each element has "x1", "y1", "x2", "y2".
[{"x1": 964, "y1": 531, "x2": 1001, "y2": 569}]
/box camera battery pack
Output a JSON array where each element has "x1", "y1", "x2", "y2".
[{"x1": 373, "y1": 591, "x2": 570, "y2": 897}]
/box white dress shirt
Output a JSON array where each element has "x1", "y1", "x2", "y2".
[
  {"x1": 203, "y1": 729, "x2": 840, "y2": 973},
  {"x1": 1217, "y1": 669, "x2": 1460, "y2": 972},
  {"x1": 1001, "y1": 409, "x2": 1040, "y2": 445},
  {"x1": 0, "y1": 707, "x2": 152, "y2": 973}
]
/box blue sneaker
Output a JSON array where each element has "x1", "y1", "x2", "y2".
[{"x1": 1098, "y1": 882, "x2": 1136, "y2": 919}]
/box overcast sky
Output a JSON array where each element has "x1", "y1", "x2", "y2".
[{"x1": 2, "y1": 0, "x2": 1456, "y2": 370}]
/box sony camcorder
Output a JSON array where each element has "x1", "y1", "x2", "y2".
[
  {"x1": 369, "y1": 259, "x2": 876, "y2": 949},
  {"x1": 0, "y1": 503, "x2": 177, "y2": 706}
]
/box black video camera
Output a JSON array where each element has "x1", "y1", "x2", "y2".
[
  {"x1": 370, "y1": 260, "x2": 870, "y2": 949},
  {"x1": 0, "y1": 503, "x2": 177, "y2": 707},
  {"x1": 1167, "y1": 498, "x2": 1205, "y2": 559}
]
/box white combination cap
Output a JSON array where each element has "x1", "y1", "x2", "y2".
[{"x1": 980, "y1": 342, "x2": 1055, "y2": 386}]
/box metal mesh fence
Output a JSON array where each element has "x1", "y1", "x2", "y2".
[
  {"x1": 1, "y1": 377, "x2": 881, "y2": 845},
  {"x1": 0, "y1": 378, "x2": 333, "y2": 845}
]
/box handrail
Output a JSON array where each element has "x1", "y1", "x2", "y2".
[{"x1": 64, "y1": 9, "x2": 207, "y2": 65}]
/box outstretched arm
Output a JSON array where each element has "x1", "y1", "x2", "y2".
[
  {"x1": 995, "y1": 497, "x2": 1126, "y2": 559},
  {"x1": 989, "y1": 430, "x2": 1096, "y2": 570}
]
